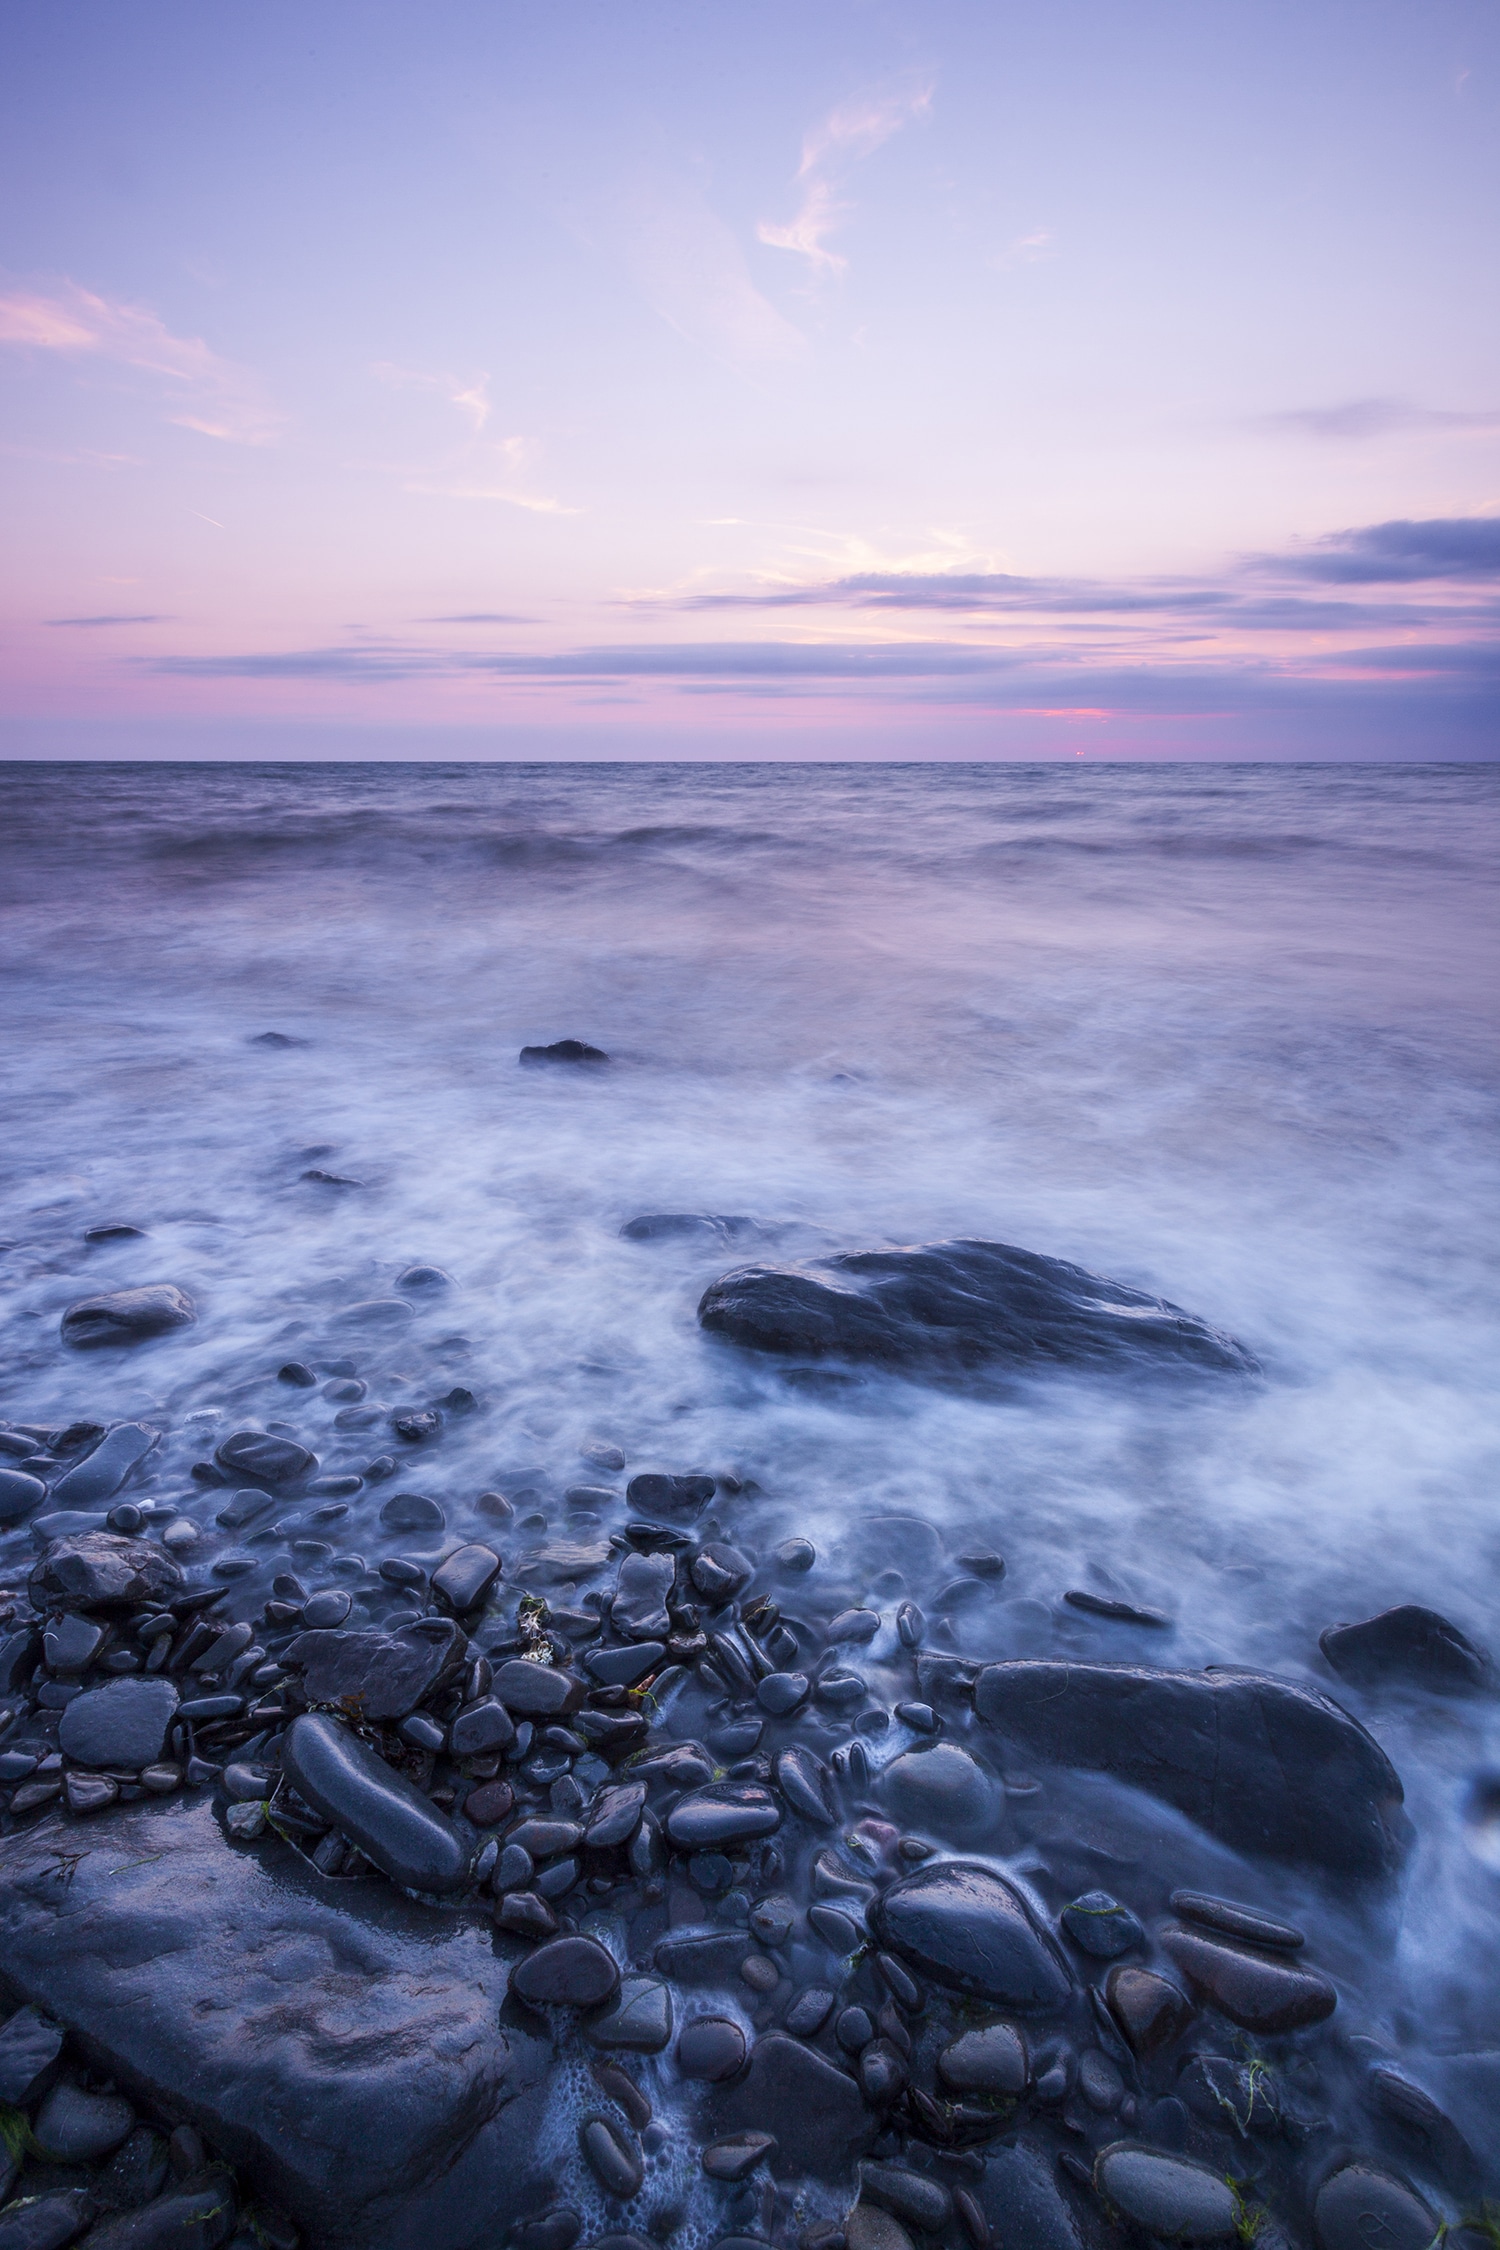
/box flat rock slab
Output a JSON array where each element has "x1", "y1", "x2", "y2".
[
  {"x1": 697, "y1": 1239, "x2": 1255, "y2": 1382},
  {"x1": 0, "y1": 1795, "x2": 557, "y2": 2250},
  {"x1": 973, "y1": 1660, "x2": 1406, "y2": 1878},
  {"x1": 714, "y1": 2033, "x2": 875, "y2": 2178}
]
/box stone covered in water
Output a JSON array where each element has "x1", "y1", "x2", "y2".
[
  {"x1": 1160, "y1": 1926, "x2": 1336, "y2": 2032},
  {"x1": 880, "y1": 1744, "x2": 999, "y2": 1844},
  {"x1": 60, "y1": 1286, "x2": 196, "y2": 1348},
  {"x1": 871, "y1": 1862, "x2": 1072, "y2": 2010},
  {"x1": 283, "y1": 1617, "x2": 466, "y2": 1720},
  {"x1": 1093, "y1": 2145, "x2": 1237, "y2": 2241},
  {"x1": 937, "y1": 2021, "x2": 1028, "y2": 2094},
  {"x1": 698, "y1": 1239, "x2": 1255, "y2": 1380},
  {"x1": 29, "y1": 1533, "x2": 183, "y2": 1615},
  {"x1": 510, "y1": 1936, "x2": 621, "y2": 2010},
  {"x1": 216, "y1": 1431, "x2": 316, "y2": 1484},
  {"x1": 281, "y1": 1713, "x2": 469, "y2": 1893},
  {"x1": 974, "y1": 1659, "x2": 1407, "y2": 1877},
  {"x1": 48, "y1": 1423, "x2": 159, "y2": 1508},
  {"x1": 1313, "y1": 2165, "x2": 1439, "y2": 2250},
  {"x1": 59, "y1": 1678, "x2": 180, "y2": 1770},
  {"x1": 1060, "y1": 1891, "x2": 1144, "y2": 1958},
  {"x1": 1320, "y1": 1604, "x2": 1492, "y2": 1693},
  {"x1": 714, "y1": 2032, "x2": 876, "y2": 2178}
]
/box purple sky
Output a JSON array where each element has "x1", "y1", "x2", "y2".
[{"x1": 2, "y1": 0, "x2": 1497, "y2": 758}]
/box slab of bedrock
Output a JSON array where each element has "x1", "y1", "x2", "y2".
[{"x1": 0, "y1": 1793, "x2": 558, "y2": 2250}]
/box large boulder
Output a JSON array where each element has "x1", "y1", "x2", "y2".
[
  {"x1": 0, "y1": 1796, "x2": 558, "y2": 2250},
  {"x1": 974, "y1": 1662, "x2": 1406, "y2": 1878},
  {"x1": 698, "y1": 1240, "x2": 1254, "y2": 1381}
]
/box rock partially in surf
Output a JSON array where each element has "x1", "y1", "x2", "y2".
[
  {"x1": 625, "y1": 1470, "x2": 716, "y2": 1515},
  {"x1": 519, "y1": 1040, "x2": 609, "y2": 1068},
  {"x1": 621, "y1": 1214, "x2": 763, "y2": 1245},
  {"x1": 973, "y1": 1660, "x2": 1407, "y2": 1877},
  {"x1": 1093, "y1": 2145, "x2": 1237, "y2": 2241},
  {"x1": 1320, "y1": 1604, "x2": 1492, "y2": 1693},
  {"x1": 48, "y1": 1423, "x2": 159, "y2": 1507},
  {"x1": 29, "y1": 1533, "x2": 183, "y2": 1615},
  {"x1": 1060, "y1": 1891, "x2": 1144, "y2": 1958},
  {"x1": 511, "y1": 1936, "x2": 620, "y2": 2010},
  {"x1": 880, "y1": 1744, "x2": 999, "y2": 1844},
  {"x1": 0, "y1": 1467, "x2": 47, "y2": 1526},
  {"x1": 713, "y1": 2032, "x2": 876, "y2": 2178},
  {"x1": 281, "y1": 1713, "x2": 469, "y2": 1893},
  {"x1": 697, "y1": 1239, "x2": 1255, "y2": 1381},
  {"x1": 61, "y1": 1286, "x2": 196, "y2": 1349},
  {"x1": 282, "y1": 1618, "x2": 466, "y2": 1720},
  {"x1": 871, "y1": 1862, "x2": 1072, "y2": 2010},
  {"x1": 1313, "y1": 2165, "x2": 1439, "y2": 2250},
  {"x1": 215, "y1": 1431, "x2": 316, "y2": 1484},
  {"x1": 1159, "y1": 1926, "x2": 1337, "y2": 2033}
]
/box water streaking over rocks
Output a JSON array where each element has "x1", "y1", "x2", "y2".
[{"x1": 0, "y1": 760, "x2": 1497, "y2": 2249}]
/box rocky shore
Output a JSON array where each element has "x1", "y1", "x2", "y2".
[{"x1": 0, "y1": 1235, "x2": 1494, "y2": 2250}]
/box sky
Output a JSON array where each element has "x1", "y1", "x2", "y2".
[{"x1": 1, "y1": 0, "x2": 1497, "y2": 760}]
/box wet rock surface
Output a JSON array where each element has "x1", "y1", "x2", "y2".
[
  {"x1": 1319, "y1": 1604, "x2": 1493, "y2": 1693},
  {"x1": 697, "y1": 1239, "x2": 1256, "y2": 1381},
  {"x1": 973, "y1": 1659, "x2": 1407, "y2": 1874},
  {"x1": 59, "y1": 1289, "x2": 196, "y2": 1349}
]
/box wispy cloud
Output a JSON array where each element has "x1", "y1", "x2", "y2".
[
  {"x1": 391, "y1": 433, "x2": 579, "y2": 515},
  {"x1": 47, "y1": 613, "x2": 169, "y2": 627},
  {"x1": 0, "y1": 280, "x2": 282, "y2": 444},
  {"x1": 373, "y1": 361, "x2": 492, "y2": 432},
  {"x1": 1270, "y1": 516, "x2": 1500, "y2": 583},
  {"x1": 1257, "y1": 398, "x2": 1500, "y2": 441},
  {"x1": 757, "y1": 80, "x2": 935, "y2": 278}
]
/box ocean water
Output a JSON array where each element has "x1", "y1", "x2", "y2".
[{"x1": 2, "y1": 758, "x2": 1498, "y2": 2164}]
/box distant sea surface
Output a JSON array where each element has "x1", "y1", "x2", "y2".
[{"x1": 2, "y1": 760, "x2": 1498, "y2": 2089}]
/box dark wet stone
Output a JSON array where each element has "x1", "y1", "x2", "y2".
[
  {"x1": 698, "y1": 1240, "x2": 1255, "y2": 1381},
  {"x1": 279, "y1": 1362, "x2": 318, "y2": 1386},
  {"x1": 977, "y1": 2144, "x2": 1085, "y2": 2250},
  {"x1": 1078, "y1": 2049, "x2": 1124, "y2": 2112},
  {"x1": 34, "y1": 2081, "x2": 135, "y2": 2162},
  {"x1": 880, "y1": 1745, "x2": 997, "y2": 1844},
  {"x1": 1364, "y1": 2066, "x2": 1478, "y2": 2191},
  {"x1": 677, "y1": 2016, "x2": 746, "y2": 2081},
  {"x1": 96, "y1": 2125, "x2": 169, "y2": 2212},
  {"x1": 784, "y1": 1986, "x2": 835, "y2": 2036},
  {"x1": 611, "y1": 1551, "x2": 674, "y2": 1639},
  {"x1": 624, "y1": 1472, "x2": 715, "y2": 1515},
  {"x1": 464, "y1": 1779, "x2": 515, "y2": 1826},
  {"x1": 521, "y1": 1039, "x2": 609, "y2": 1067},
  {"x1": 512, "y1": 1936, "x2": 621, "y2": 2010},
  {"x1": 65, "y1": 1771, "x2": 120, "y2": 1814},
  {"x1": 492, "y1": 1660, "x2": 586, "y2": 1716},
  {"x1": 449, "y1": 1698, "x2": 516, "y2": 1757},
  {"x1": 585, "y1": 1977, "x2": 671, "y2": 2053},
  {"x1": 579, "y1": 2116, "x2": 641, "y2": 2199},
  {"x1": 0, "y1": 1793, "x2": 563, "y2": 2250},
  {"x1": 282, "y1": 1713, "x2": 469, "y2": 1892},
  {"x1": 1168, "y1": 1889, "x2": 1303, "y2": 1950},
  {"x1": 776, "y1": 1539, "x2": 816, "y2": 1572},
  {"x1": 0, "y1": 2003, "x2": 65, "y2": 2105},
  {"x1": 1320, "y1": 1604, "x2": 1492, "y2": 1693},
  {"x1": 1160, "y1": 1927, "x2": 1337, "y2": 2033},
  {"x1": 757, "y1": 1673, "x2": 809, "y2": 1716},
  {"x1": 860, "y1": 2165, "x2": 952, "y2": 2233},
  {"x1": 431, "y1": 1543, "x2": 501, "y2": 1612},
  {"x1": 391, "y1": 1409, "x2": 442, "y2": 1444},
  {"x1": 715, "y1": 2032, "x2": 876, "y2": 2178},
  {"x1": 509, "y1": 1818, "x2": 582, "y2": 1859},
  {"x1": 827, "y1": 1608, "x2": 881, "y2": 1643},
  {"x1": 666, "y1": 1784, "x2": 782, "y2": 1849},
  {"x1": 398, "y1": 1264, "x2": 454, "y2": 1290},
  {"x1": 1104, "y1": 1964, "x2": 1193, "y2": 2056},
  {"x1": 0, "y1": 2188, "x2": 98, "y2": 2249},
  {"x1": 283, "y1": 1618, "x2": 465, "y2": 1720},
  {"x1": 496, "y1": 1891, "x2": 557, "y2": 1939},
  {"x1": 836, "y1": 2004, "x2": 874, "y2": 2052},
  {"x1": 215, "y1": 1489, "x2": 276, "y2": 1530},
  {"x1": 300, "y1": 1589, "x2": 353, "y2": 1629},
  {"x1": 586, "y1": 1644, "x2": 663, "y2": 1688},
  {"x1": 45, "y1": 1612, "x2": 106, "y2": 1670},
  {"x1": 76, "y1": 2183, "x2": 237, "y2": 2250},
  {"x1": 620, "y1": 1213, "x2": 761, "y2": 1243},
  {"x1": 691, "y1": 1543, "x2": 752, "y2": 1604},
  {"x1": 0, "y1": 1466, "x2": 47, "y2": 1525},
  {"x1": 214, "y1": 1431, "x2": 315, "y2": 1485},
  {"x1": 378, "y1": 1492, "x2": 446, "y2": 1533},
  {"x1": 61, "y1": 1286, "x2": 196, "y2": 1349},
  {"x1": 584, "y1": 1782, "x2": 647, "y2": 1848},
  {"x1": 48, "y1": 1425, "x2": 158, "y2": 1508},
  {"x1": 29, "y1": 1534, "x2": 182, "y2": 1615},
  {"x1": 1094, "y1": 2146, "x2": 1236, "y2": 2240},
  {"x1": 58, "y1": 1679, "x2": 179, "y2": 1770},
  {"x1": 1060, "y1": 1891, "x2": 1144, "y2": 1958},
  {"x1": 872, "y1": 1862, "x2": 1071, "y2": 2010},
  {"x1": 813, "y1": 1670, "x2": 865, "y2": 1708},
  {"x1": 937, "y1": 2022, "x2": 1028, "y2": 2095},
  {"x1": 973, "y1": 1659, "x2": 1407, "y2": 1877},
  {"x1": 703, "y1": 2132, "x2": 775, "y2": 2182},
  {"x1": 1064, "y1": 1590, "x2": 1169, "y2": 1627}
]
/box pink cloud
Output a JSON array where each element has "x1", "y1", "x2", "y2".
[{"x1": 0, "y1": 280, "x2": 282, "y2": 444}]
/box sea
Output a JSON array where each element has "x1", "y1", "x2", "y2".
[{"x1": 1, "y1": 758, "x2": 1497, "y2": 2160}]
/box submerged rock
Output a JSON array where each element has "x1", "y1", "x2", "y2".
[
  {"x1": 48, "y1": 1424, "x2": 159, "y2": 1508},
  {"x1": 1313, "y1": 2165, "x2": 1438, "y2": 2250},
  {"x1": 29, "y1": 1534, "x2": 182, "y2": 1615},
  {"x1": 880, "y1": 1744, "x2": 999, "y2": 1844},
  {"x1": 60, "y1": 1286, "x2": 196, "y2": 1348},
  {"x1": 1320, "y1": 1604, "x2": 1492, "y2": 1693},
  {"x1": 0, "y1": 1794, "x2": 559, "y2": 2250},
  {"x1": 281, "y1": 1713, "x2": 469, "y2": 1893},
  {"x1": 714, "y1": 2032, "x2": 875, "y2": 2178},
  {"x1": 973, "y1": 1660, "x2": 1407, "y2": 1876},
  {"x1": 697, "y1": 1239, "x2": 1255, "y2": 1381},
  {"x1": 871, "y1": 1862, "x2": 1072, "y2": 2010}
]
